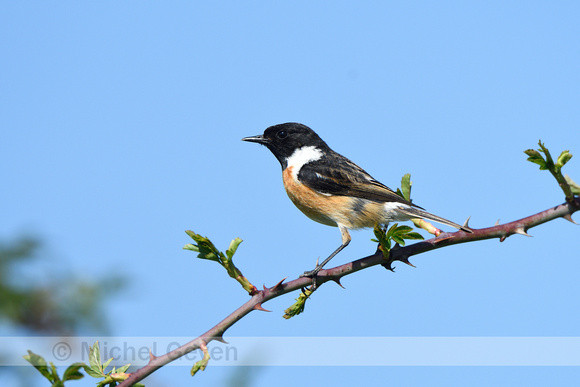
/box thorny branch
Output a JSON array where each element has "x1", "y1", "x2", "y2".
[{"x1": 119, "y1": 196, "x2": 579, "y2": 387}]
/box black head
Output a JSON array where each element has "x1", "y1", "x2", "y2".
[{"x1": 242, "y1": 123, "x2": 329, "y2": 167}]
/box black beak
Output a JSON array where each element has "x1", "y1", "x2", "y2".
[{"x1": 241, "y1": 134, "x2": 269, "y2": 144}]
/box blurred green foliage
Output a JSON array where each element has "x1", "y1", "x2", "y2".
[{"x1": 0, "y1": 236, "x2": 122, "y2": 334}]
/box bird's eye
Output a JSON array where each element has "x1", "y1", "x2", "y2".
[{"x1": 276, "y1": 130, "x2": 288, "y2": 139}]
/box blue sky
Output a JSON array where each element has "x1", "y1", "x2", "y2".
[{"x1": 2, "y1": 1, "x2": 579, "y2": 386}]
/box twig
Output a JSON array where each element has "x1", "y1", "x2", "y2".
[{"x1": 119, "y1": 197, "x2": 579, "y2": 386}]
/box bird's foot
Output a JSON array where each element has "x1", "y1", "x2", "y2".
[
  {"x1": 299, "y1": 266, "x2": 322, "y2": 290},
  {"x1": 300, "y1": 267, "x2": 321, "y2": 278}
]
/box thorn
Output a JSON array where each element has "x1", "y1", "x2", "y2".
[
  {"x1": 381, "y1": 262, "x2": 395, "y2": 271},
  {"x1": 271, "y1": 277, "x2": 287, "y2": 291},
  {"x1": 252, "y1": 303, "x2": 271, "y2": 312},
  {"x1": 397, "y1": 256, "x2": 416, "y2": 267},
  {"x1": 332, "y1": 278, "x2": 345, "y2": 289},
  {"x1": 563, "y1": 214, "x2": 577, "y2": 224},
  {"x1": 514, "y1": 227, "x2": 532, "y2": 237},
  {"x1": 213, "y1": 335, "x2": 229, "y2": 344},
  {"x1": 499, "y1": 235, "x2": 506, "y2": 242},
  {"x1": 463, "y1": 216, "x2": 471, "y2": 229},
  {"x1": 149, "y1": 349, "x2": 157, "y2": 361},
  {"x1": 434, "y1": 235, "x2": 454, "y2": 243},
  {"x1": 263, "y1": 284, "x2": 268, "y2": 292},
  {"x1": 495, "y1": 219, "x2": 500, "y2": 226},
  {"x1": 315, "y1": 257, "x2": 320, "y2": 266}
]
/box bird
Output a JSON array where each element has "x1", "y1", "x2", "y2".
[{"x1": 242, "y1": 122, "x2": 471, "y2": 279}]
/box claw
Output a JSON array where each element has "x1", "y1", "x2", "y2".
[
  {"x1": 300, "y1": 269, "x2": 320, "y2": 290},
  {"x1": 301, "y1": 285, "x2": 315, "y2": 296}
]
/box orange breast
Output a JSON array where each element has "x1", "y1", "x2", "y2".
[
  {"x1": 282, "y1": 167, "x2": 386, "y2": 229},
  {"x1": 282, "y1": 166, "x2": 339, "y2": 227}
]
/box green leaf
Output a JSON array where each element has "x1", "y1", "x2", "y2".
[
  {"x1": 373, "y1": 224, "x2": 392, "y2": 255},
  {"x1": 23, "y1": 351, "x2": 55, "y2": 383},
  {"x1": 102, "y1": 356, "x2": 113, "y2": 371},
  {"x1": 63, "y1": 363, "x2": 85, "y2": 381},
  {"x1": 225, "y1": 237, "x2": 243, "y2": 259},
  {"x1": 184, "y1": 230, "x2": 256, "y2": 294},
  {"x1": 96, "y1": 376, "x2": 115, "y2": 387},
  {"x1": 565, "y1": 174, "x2": 580, "y2": 195},
  {"x1": 84, "y1": 342, "x2": 105, "y2": 378},
  {"x1": 283, "y1": 287, "x2": 313, "y2": 319},
  {"x1": 190, "y1": 346, "x2": 211, "y2": 376},
  {"x1": 375, "y1": 223, "x2": 424, "y2": 251},
  {"x1": 182, "y1": 243, "x2": 199, "y2": 252},
  {"x1": 391, "y1": 234, "x2": 405, "y2": 246},
  {"x1": 556, "y1": 150, "x2": 573, "y2": 169},
  {"x1": 392, "y1": 226, "x2": 415, "y2": 246},
  {"x1": 184, "y1": 230, "x2": 221, "y2": 262},
  {"x1": 395, "y1": 174, "x2": 412, "y2": 201},
  {"x1": 524, "y1": 149, "x2": 548, "y2": 170},
  {"x1": 537, "y1": 140, "x2": 549, "y2": 154},
  {"x1": 400, "y1": 173, "x2": 411, "y2": 201},
  {"x1": 50, "y1": 363, "x2": 59, "y2": 382},
  {"x1": 538, "y1": 140, "x2": 556, "y2": 168},
  {"x1": 82, "y1": 364, "x2": 104, "y2": 378},
  {"x1": 391, "y1": 225, "x2": 413, "y2": 234},
  {"x1": 115, "y1": 363, "x2": 131, "y2": 374},
  {"x1": 89, "y1": 342, "x2": 101, "y2": 369},
  {"x1": 525, "y1": 141, "x2": 576, "y2": 200},
  {"x1": 405, "y1": 232, "x2": 425, "y2": 240}
]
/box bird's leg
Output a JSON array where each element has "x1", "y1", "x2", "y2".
[
  {"x1": 301, "y1": 243, "x2": 347, "y2": 278},
  {"x1": 300, "y1": 226, "x2": 351, "y2": 287}
]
